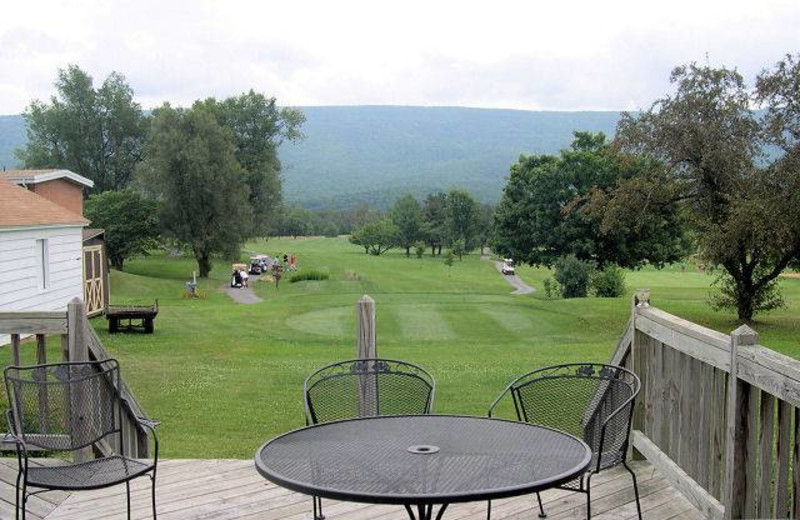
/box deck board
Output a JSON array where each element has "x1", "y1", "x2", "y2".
[{"x1": 0, "y1": 458, "x2": 704, "y2": 519}]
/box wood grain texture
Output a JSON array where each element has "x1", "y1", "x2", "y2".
[{"x1": 0, "y1": 457, "x2": 703, "y2": 520}]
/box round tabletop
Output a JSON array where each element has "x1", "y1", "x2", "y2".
[{"x1": 255, "y1": 415, "x2": 591, "y2": 505}]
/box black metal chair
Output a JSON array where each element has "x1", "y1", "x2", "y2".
[
  {"x1": 486, "y1": 363, "x2": 641, "y2": 520},
  {"x1": 4, "y1": 360, "x2": 159, "y2": 520},
  {"x1": 304, "y1": 358, "x2": 435, "y2": 519}
]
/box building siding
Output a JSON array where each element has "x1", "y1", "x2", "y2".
[{"x1": 0, "y1": 225, "x2": 84, "y2": 345}]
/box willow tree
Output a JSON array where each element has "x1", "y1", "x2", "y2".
[{"x1": 137, "y1": 104, "x2": 251, "y2": 277}]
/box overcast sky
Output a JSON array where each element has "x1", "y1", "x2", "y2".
[{"x1": 0, "y1": 0, "x2": 797, "y2": 114}]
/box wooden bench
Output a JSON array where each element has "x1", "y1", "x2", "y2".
[{"x1": 105, "y1": 300, "x2": 159, "y2": 333}]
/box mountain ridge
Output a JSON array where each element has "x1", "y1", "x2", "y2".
[{"x1": 0, "y1": 106, "x2": 623, "y2": 209}]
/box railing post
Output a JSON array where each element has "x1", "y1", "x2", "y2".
[
  {"x1": 67, "y1": 298, "x2": 92, "y2": 463},
  {"x1": 724, "y1": 324, "x2": 759, "y2": 519},
  {"x1": 631, "y1": 289, "x2": 650, "y2": 435},
  {"x1": 356, "y1": 295, "x2": 376, "y2": 359},
  {"x1": 356, "y1": 295, "x2": 377, "y2": 416},
  {"x1": 67, "y1": 298, "x2": 88, "y2": 363}
]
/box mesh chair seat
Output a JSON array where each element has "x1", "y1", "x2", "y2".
[{"x1": 26, "y1": 455, "x2": 154, "y2": 490}]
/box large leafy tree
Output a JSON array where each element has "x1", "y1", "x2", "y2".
[
  {"x1": 611, "y1": 57, "x2": 800, "y2": 321},
  {"x1": 194, "y1": 91, "x2": 304, "y2": 239},
  {"x1": 278, "y1": 206, "x2": 319, "y2": 238},
  {"x1": 493, "y1": 132, "x2": 684, "y2": 269},
  {"x1": 390, "y1": 194, "x2": 424, "y2": 257},
  {"x1": 422, "y1": 192, "x2": 447, "y2": 256},
  {"x1": 137, "y1": 104, "x2": 251, "y2": 277},
  {"x1": 18, "y1": 65, "x2": 147, "y2": 192},
  {"x1": 84, "y1": 189, "x2": 159, "y2": 271},
  {"x1": 475, "y1": 203, "x2": 495, "y2": 256},
  {"x1": 445, "y1": 189, "x2": 480, "y2": 259},
  {"x1": 349, "y1": 218, "x2": 399, "y2": 256}
]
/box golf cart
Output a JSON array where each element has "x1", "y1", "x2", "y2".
[
  {"x1": 231, "y1": 263, "x2": 248, "y2": 287},
  {"x1": 501, "y1": 259, "x2": 516, "y2": 275}
]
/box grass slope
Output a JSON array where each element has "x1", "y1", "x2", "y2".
[{"x1": 2, "y1": 236, "x2": 798, "y2": 459}]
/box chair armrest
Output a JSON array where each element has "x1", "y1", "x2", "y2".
[
  {"x1": 131, "y1": 415, "x2": 160, "y2": 463},
  {"x1": 486, "y1": 386, "x2": 513, "y2": 418},
  {"x1": 5, "y1": 410, "x2": 29, "y2": 455},
  {"x1": 135, "y1": 417, "x2": 161, "y2": 429},
  {"x1": 595, "y1": 398, "x2": 636, "y2": 471}
]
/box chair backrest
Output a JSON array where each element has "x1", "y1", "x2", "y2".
[
  {"x1": 491, "y1": 363, "x2": 640, "y2": 470},
  {"x1": 304, "y1": 358, "x2": 435, "y2": 424},
  {"x1": 4, "y1": 360, "x2": 121, "y2": 452}
]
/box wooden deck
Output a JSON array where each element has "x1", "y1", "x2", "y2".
[{"x1": 0, "y1": 458, "x2": 704, "y2": 520}]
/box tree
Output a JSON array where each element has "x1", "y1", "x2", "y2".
[
  {"x1": 390, "y1": 194, "x2": 424, "y2": 256},
  {"x1": 278, "y1": 206, "x2": 316, "y2": 238},
  {"x1": 349, "y1": 218, "x2": 398, "y2": 256},
  {"x1": 18, "y1": 65, "x2": 148, "y2": 192},
  {"x1": 493, "y1": 132, "x2": 685, "y2": 269},
  {"x1": 422, "y1": 192, "x2": 447, "y2": 256},
  {"x1": 137, "y1": 104, "x2": 251, "y2": 277},
  {"x1": 475, "y1": 204, "x2": 495, "y2": 255},
  {"x1": 194, "y1": 91, "x2": 305, "y2": 239},
  {"x1": 554, "y1": 255, "x2": 595, "y2": 298},
  {"x1": 84, "y1": 189, "x2": 159, "y2": 270},
  {"x1": 611, "y1": 57, "x2": 800, "y2": 320},
  {"x1": 445, "y1": 189, "x2": 480, "y2": 258}
]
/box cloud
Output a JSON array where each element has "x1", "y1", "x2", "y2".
[{"x1": 0, "y1": 0, "x2": 797, "y2": 113}]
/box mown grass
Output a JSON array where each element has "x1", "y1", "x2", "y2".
[{"x1": 2, "y1": 236, "x2": 798, "y2": 459}]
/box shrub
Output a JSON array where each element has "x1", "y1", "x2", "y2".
[
  {"x1": 414, "y1": 241, "x2": 426, "y2": 258},
  {"x1": 554, "y1": 255, "x2": 595, "y2": 298},
  {"x1": 543, "y1": 278, "x2": 559, "y2": 299},
  {"x1": 290, "y1": 270, "x2": 330, "y2": 283},
  {"x1": 590, "y1": 265, "x2": 627, "y2": 297}
]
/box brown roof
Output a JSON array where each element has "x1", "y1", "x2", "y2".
[
  {"x1": 82, "y1": 228, "x2": 105, "y2": 241},
  {"x1": 0, "y1": 181, "x2": 89, "y2": 228}
]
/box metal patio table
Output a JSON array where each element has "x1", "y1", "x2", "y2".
[{"x1": 254, "y1": 415, "x2": 591, "y2": 520}]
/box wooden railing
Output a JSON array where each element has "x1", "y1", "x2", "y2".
[
  {"x1": 0, "y1": 298, "x2": 151, "y2": 458},
  {"x1": 612, "y1": 292, "x2": 800, "y2": 520}
]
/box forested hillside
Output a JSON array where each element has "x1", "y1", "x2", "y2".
[
  {"x1": 1, "y1": 106, "x2": 621, "y2": 208},
  {"x1": 0, "y1": 115, "x2": 25, "y2": 169}
]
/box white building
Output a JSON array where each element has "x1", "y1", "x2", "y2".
[{"x1": 0, "y1": 180, "x2": 89, "y2": 345}]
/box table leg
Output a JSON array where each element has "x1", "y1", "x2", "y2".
[{"x1": 404, "y1": 503, "x2": 449, "y2": 520}]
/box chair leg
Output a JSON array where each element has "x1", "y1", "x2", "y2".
[
  {"x1": 536, "y1": 492, "x2": 546, "y2": 518},
  {"x1": 15, "y1": 470, "x2": 21, "y2": 520},
  {"x1": 586, "y1": 472, "x2": 594, "y2": 520},
  {"x1": 623, "y1": 462, "x2": 643, "y2": 520},
  {"x1": 21, "y1": 478, "x2": 28, "y2": 520},
  {"x1": 151, "y1": 473, "x2": 158, "y2": 519},
  {"x1": 486, "y1": 499, "x2": 491, "y2": 520},
  {"x1": 126, "y1": 481, "x2": 132, "y2": 520}
]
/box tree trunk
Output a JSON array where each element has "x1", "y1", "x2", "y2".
[
  {"x1": 737, "y1": 296, "x2": 754, "y2": 322},
  {"x1": 195, "y1": 250, "x2": 212, "y2": 278},
  {"x1": 406, "y1": 246, "x2": 410, "y2": 257},
  {"x1": 437, "y1": 245, "x2": 442, "y2": 256},
  {"x1": 111, "y1": 256, "x2": 124, "y2": 271}
]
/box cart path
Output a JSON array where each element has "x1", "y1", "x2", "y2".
[
  {"x1": 492, "y1": 260, "x2": 535, "y2": 295},
  {"x1": 223, "y1": 284, "x2": 263, "y2": 304}
]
